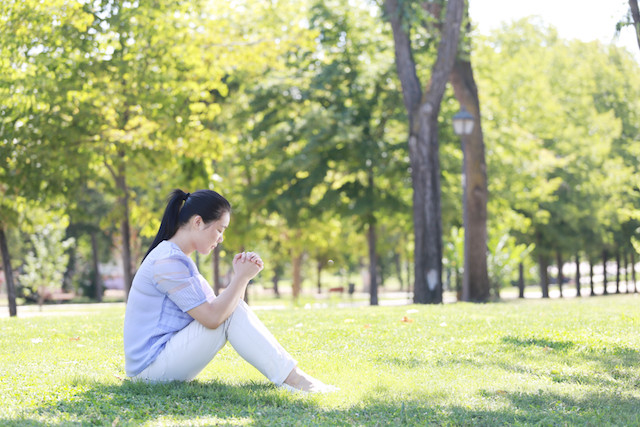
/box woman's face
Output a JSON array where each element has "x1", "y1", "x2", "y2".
[{"x1": 195, "y1": 211, "x2": 230, "y2": 255}]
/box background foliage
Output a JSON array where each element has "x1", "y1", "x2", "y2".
[{"x1": 1, "y1": 0, "x2": 639, "y2": 303}]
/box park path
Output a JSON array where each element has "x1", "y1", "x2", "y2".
[{"x1": 1, "y1": 283, "x2": 636, "y2": 318}]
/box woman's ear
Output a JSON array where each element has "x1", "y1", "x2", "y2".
[{"x1": 191, "y1": 215, "x2": 203, "y2": 229}]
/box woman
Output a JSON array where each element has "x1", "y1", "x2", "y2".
[{"x1": 123, "y1": 189, "x2": 335, "y2": 393}]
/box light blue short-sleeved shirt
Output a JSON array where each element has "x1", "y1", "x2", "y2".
[{"x1": 123, "y1": 240, "x2": 215, "y2": 377}]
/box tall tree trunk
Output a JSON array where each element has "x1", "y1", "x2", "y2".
[
  {"x1": 115, "y1": 154, "x2": 133, "y2": 301},
  {"x1": 378, "y1": 253, "x2": 385, "y2": 290},
  {"x1": 368, "y1": 218, "x2": 378, "y2": 306},
  {"x1": 630, "y1": 0, "x2": 640, "y2": 50},
  {"x1": 292, "y1": 251, "x2": 303, "y2": 300},
  {"x1": 62, "y1": 245, "x2": 75, "y2": 292},
  {"x1": 316, "y1": 260, "x2": 323, "y2": 294},
  {"x1": 575, "y1": 253, "x2": 581, "y2": 297},
  {"x1": 0, "y1": 227, "x2": 17, "y2": 317},
  {"x1": 556, "y1": 250, "x2": 564, "y2": 298},
  {"x1": 450, "y1": 59, "x2": 490, "y2": 303},
  {"x1": 272, "y1": 268, "x2": 280, "y2": 298},
  {"x1": 212, "y1": 245, "x2": 221, "y2": 296},
  {"x1": 518, "y1": 262, "x2": 525, "y2": 298},
  {"x1": 91, "y1": 231, "x2": 102, "y2": 302},
  {"x1": 589, "y1": 259, "x2": 595, "y2": 296},
  {"x1": 385, "y1": 0, "x2": 464, "y2": 304},
  {"x1": 624, "y1": 251, "x2": 629, "y2": 293},
  {"x1": 602, "y1": 250, "x2": 609, "y2": 295},
  {"x1": 539, "y1": 254, "x2": 549, "y2": 298},
  {"x1": 632, "y1": 251, "x2": 637, "y2": 293},
  {"x1": 615, "y1": 250, "x2": 621, "y2": 294}
]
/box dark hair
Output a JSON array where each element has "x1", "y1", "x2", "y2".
[{"x1": 143, "y1": 189, "x2": 231, "y2": 260}]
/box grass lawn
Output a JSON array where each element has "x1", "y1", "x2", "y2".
[{"x1": 1, "y1": 294, "x2": 639, "y2": 426}]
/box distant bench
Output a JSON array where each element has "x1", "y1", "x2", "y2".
[
  {"x1": 329, "y1": 284, "x2": 356, "y2": 295},
  {"x1": 38, "y1": 289, "x2": 76, "y2": 305}
]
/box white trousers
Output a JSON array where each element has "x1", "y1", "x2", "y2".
[{"x1": 133, "y1": 300, "x2": 297, "y2": 385}]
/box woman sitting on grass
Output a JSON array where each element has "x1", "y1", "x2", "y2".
[{"x1": 123, "y1": 189, "x2": 336, "y2": 393}]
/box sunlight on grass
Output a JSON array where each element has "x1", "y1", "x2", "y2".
[{"x1": 1, "y1": 295, "x2": 639, "y2": 425}]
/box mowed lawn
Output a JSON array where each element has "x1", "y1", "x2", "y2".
[{"x1": 1, "y1": 294, "x2": 639, "y2": 426}]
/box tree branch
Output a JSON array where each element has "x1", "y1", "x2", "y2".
[
  {"x1": 383, "y1": 0, "x2": 423, "y2": 123},
  {"x1": 630, "y1": 0, "x2": 640, "y2": 51}
]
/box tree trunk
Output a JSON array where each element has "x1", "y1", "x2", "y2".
[
  {"x1": 630, "y1": 0, "x2": 640, "y2": 51},
  {"x1": 368, "y1": 218, "x2": 378, "y2": 306},
  {"x1": 602, "y1": 250, "x2": 609, "y2": 295},
  {"x1": 115, "y1": 155, "x2": 133, "y2": 301},
  {"x1": 556, "y1": 250, "x2": 564, "y2": 298},
  {"x1": 575, "y1": 253, "x2": 581, "y2": 297},
  {"x1": 0, "y1": 227, "x2": 17, "y2": 317},
  {"x1": 632, "y1": 250, "x2": 637, "y2": 293},
  {"x1": 624, "y1": 251, "x2": 630, "y2": 293},
  {"x1": 518, "y1": 262, "x2": 525, "y2": 298},
  {"x1": 589, "y1": 259, "x2": 595, "y2": 296},
  {"x1": 272, "y1": 269, "x2": 280, "y2": 298},
  {"x1": 316, "y1": 260, "x2": 323, "y2": 295},
  {"x1": 212, "y1": 245, "x2": 221, "y2": 296},
  {"x1": 450, "y1": 59, "x2": 490, "y2": 303},
  {"x1": 539, "y1": 254, "x2": 549, "y2": 298},
  {"x1": 378, "y1": 253, "x2": 385, "y2": 290},
  {"x1": 385, "y1": 0, "x2": 464, "y2": 304},
  {"x1": 91, "y1": 232, "x2": 103, "y2": 302},
  {"x1": 62, "y1": 245, "x2": 75, "y2": 292},
  {"x1": 292, "y1": 251, "x2": 303, "y2": 300},
  {"x1": 615, "y1": 250, "x2": 621, "y2": 294}
]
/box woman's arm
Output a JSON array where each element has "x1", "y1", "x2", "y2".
[{"x1": 187, "y1": 251, "x2": 263, "y2": 329}]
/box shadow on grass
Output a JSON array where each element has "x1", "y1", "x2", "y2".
[
  {"x1": 501, "y1": 334, "x2": 640, "y2": 367},
  {"x1": 2, "y1": 374, "x2": 638, "y2": 426},
  {"x1": 501, "y1": 335, "x2": 575, "y2": 351},
  {"x1": 499, "y1": 335, "x2": 640, "y2": 389},
  {"x1": 4, "y1": 379, "x2": 312, "y2": 425}
]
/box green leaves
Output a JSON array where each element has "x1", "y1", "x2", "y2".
[{"x1": 475, "y1": 17, "x2": 640, "y2": 266}]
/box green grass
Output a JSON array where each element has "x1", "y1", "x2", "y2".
[{"x1": 1, "y1": 295, "x2": 639, "y2": 426}]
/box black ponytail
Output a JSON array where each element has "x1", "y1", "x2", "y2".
[{"x1": 143, "y1": 189, "x2": 231, "y2": 261}]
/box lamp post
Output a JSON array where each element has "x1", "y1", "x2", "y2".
[
  {"x1": 453, "y1": 107, "x2": 475, "y2": 302},
  {"x1": 453, "y1": 107, "x2": 474, "y2": 136}
]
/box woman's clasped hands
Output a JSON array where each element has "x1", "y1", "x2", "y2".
[{"x1": 233, "y1": 251, "x2": 264, "y2": 281}]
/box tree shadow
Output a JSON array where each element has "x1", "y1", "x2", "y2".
[
  {"x1": 4, "y1": 375, "x2": 640, "y2": 426},
  {"x1": 378, "y1": 356, "x2": 426, "y2": 369},
  {"x1": 501, "y1": 335, "x2": 575, "y2": 351},
  {"x1": 9, "y1": 379, "x2": 314, "y2": 425},
  {"x1": 498, "y1": 334, "x2": 640, "y2": 388}
]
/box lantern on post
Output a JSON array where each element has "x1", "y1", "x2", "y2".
[{"x1": 452, "y1": 107, "x2": 474, "y2": 136}]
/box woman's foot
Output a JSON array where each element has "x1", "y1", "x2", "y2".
[{"x1": 281, "y1": 367, "x2": 338, "y2": 394}]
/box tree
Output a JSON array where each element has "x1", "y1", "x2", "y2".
[
  {"x1": 422, "y1": 1, "x2": 490, "y2": 301},
  {"x1": 19, "y1": 214, "x2": 75, "y2": 301},
  {"x1": 383, "y1": 0, "x2": 464, "y2": 303},
  {"x1": 0, "y1": 221, "x2": 18, "y2": 316},
  {"x1": 474, "y1": 18, "x2": 640, "y2": 299},
  {"x1": 0, "y1": 0, "x2": 95, "y2": 315},
  {"x1": 624, "y1": 0, "x2": 640, "y2": 51},
  {"x1": 235, "y1": 0, "x2": 408, "y2": 304}
]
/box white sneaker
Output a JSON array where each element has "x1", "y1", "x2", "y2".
[{"x1": 279, "y1": 382, "x2": 339, "y2": 394}]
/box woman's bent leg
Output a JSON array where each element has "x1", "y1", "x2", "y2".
[
  {"x1": 226, "y1": 300, "x2": 297, "y2": 386},
  {"x1": 133, "y1": 319, "x2": 228, "y2": 382}
]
